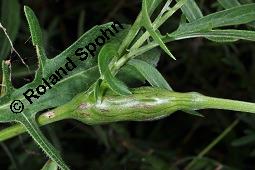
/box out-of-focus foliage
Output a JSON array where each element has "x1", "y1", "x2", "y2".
[
  {"x1": 0, "y1": 0, "x2": 255, "y2": 169},
  {"x1": 0, "y1": 0, "x2": 20, "y2": 62}
]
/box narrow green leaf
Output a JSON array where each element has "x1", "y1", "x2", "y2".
[
  {"x1": 117, "y1": 64, "x2": 145, "y2": 85},
  {"x1": 117, "y1": 0, "x2": 163, "y2": 55},
  {"x1": 159, "y1": 0, "x2": 172, "y2": 17},
  {"x1": 24, "y1": 6, "x2": 43, "y2": 46},
  {"x1": 24, "y1": 6, "x2": 48, "y2": 78},
  {"x1": 217, "y1": 0, "x2": 255, "y2": 28},
  {"x1": 93, "y1": 79, "x2": 104, "y2": 102},
  {"x1": 128, "y1": 59, "x2": 172, "y2": 90},
  {"x1": 205, "y1": 36, "x2": 238, "y2": 43},
  {"x1": 136, "y1": 47, "x2": 161, "y2": 66},
  {"x1": 0, "y1": 0, "x2": 20, "y2": 61},
  {"x1": 176, "y1": 3, "x2": 255, "y2": 33},
  {"x1": 218, "y1": 0, "x2": 241, "y2": 9},
  {"x1": 98, "y1": 43, "x2": 131, "y2": 95},
  {"x1": 118, "y1": 48, "x2": 161, "y2": 85},
  {"x1": 142, "y1": 0, "x2": 176, "y2": 60},
  {"x1": 93, "y1": 80, "x2": 101, "y2": 100},
  {"x1": 167, "y1": 29, "x2": 255, "y2": 42},
  {"x1": 177, "y1": 0, "x2": 203, "y2": 22}
]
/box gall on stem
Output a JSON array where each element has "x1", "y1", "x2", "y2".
[
  {"x1": 1, "y1": 87, "x2": 255, "y2": 141},
  {"x1": 71, "y1": 87, "x2": 255, "y2": 124}
]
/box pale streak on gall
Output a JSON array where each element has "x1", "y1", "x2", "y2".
[
  {"x1": 44, "y1": 111, "x2": 55, "y2": 118},
  {"x1": 79, "y1": 103, "x2": 88, "y2": 110}
]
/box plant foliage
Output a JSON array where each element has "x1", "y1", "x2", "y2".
[{"x1": 0, "y1": 0, "x2": 255, "y2": 169}]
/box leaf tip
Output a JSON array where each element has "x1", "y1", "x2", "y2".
[{"x1": 24, "y1": 5, "x2": 30, "y2": 13}]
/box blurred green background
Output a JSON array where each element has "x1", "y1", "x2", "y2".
[{"x1": 0, "y1": 0, "x2": 255, "y2": 169}]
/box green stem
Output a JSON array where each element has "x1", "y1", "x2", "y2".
[
  {"x1": 185, "y1": 119, "x2": 239, "y2": 169},
  {"x1": 117, "y1": 13, "x2": 142, "y2": 56},
  {"x1": 0, "y1": 87, "x2": 254, "y2": 142},
  {"x1": 117, "y1": 0, "x2": 164, "y2": 56},
  {"x1": 200, "y1": 95, "x2": 255, "y2": 113},
  {"x1": 112, "y1": 0, "x2": 188, "y2": 73},
  {"x1": 0, "y1": 101, "x2": 75, "y2": 142},
  {"x1": 112, "y1": 34, "x2": 175, "y2": 73},
  {"x1": 130, "y1": 0, "x2": 187, "y2": 50}
]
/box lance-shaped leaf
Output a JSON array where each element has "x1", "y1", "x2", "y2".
[
  {"x1": 218, "y1": 0, "x2": 241, "y2": 9},
  {"x1": 117, "y1": 0, "x2": 163, "y2": 55},
  {"x1": 217, "y1": 0, "x2": 255, "y2": 28},
  {"x1": 128, "y1": 59, "x2": 172, "y2": 90},
  {"x1": 176, "y1": 0, "x2": 203, "y2": 22},
  {"x1": 24, "y1": 6, "x2": 48, "y2": 79},
  {"x1": 98, "y1": 43, "x2": 131, "y2": 95},
  {"x1": 162, "y1": 4, "x2": 255, "y2": 44},
  {"x1": 166, "y1": 29, "x2": 255, "y2": 42},
  {"x1": 117, "y1": 48, "x2": 161, "y2": 85},
  {"x1": 141, "y1": 0, "x2": 176, "y2": 60},
  {"x1": 159, "y1": 0, "x2": 172, "y2": 17},
  {"x1": 175, "y1": 3, "x2": 255, "y2": 34}
]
